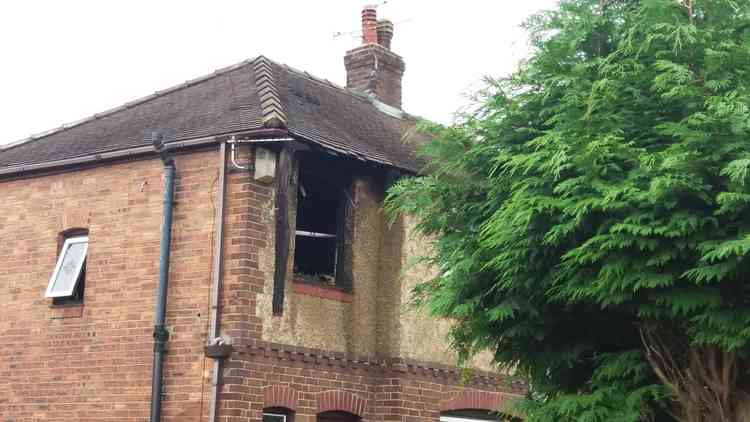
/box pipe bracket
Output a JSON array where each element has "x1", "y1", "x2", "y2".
[{"x1": 153, "y1": 325, "x2": 170, "y2": 352}]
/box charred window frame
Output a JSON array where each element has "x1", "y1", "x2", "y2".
[{"x1": 293, "y1": 159, "x2": 352, "y2": 291}]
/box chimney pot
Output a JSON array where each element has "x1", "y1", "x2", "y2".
[
  {"x1": 376, "y1": 20, "x2": 394, "y2": 50},
  {"x1": 361, "y1": 5, "x2": 378, "y2": 45}
]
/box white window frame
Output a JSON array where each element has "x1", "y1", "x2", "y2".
[
  {"x1": 45, "y1": 235, "x2": 89, "y2": 298},
  {"x1": 295, "y1": 230, "x2": 336, "y2": 238},
  {"x1": 263, "y1": 412, "x2": 288, "y2": 422},
  {"x1": 441, "y1": 416, "x2": 502, "y2": 422}
]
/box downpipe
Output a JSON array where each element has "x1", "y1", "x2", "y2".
[
  {"x1": 150, "y1": 135, "x2": 176, "y2": 422},
  {"x1": 208, "y1": 141, "x2": 228, "y2": 422}
]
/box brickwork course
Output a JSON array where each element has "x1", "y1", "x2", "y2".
[{"x1": 0, "y1": 7, "x2": 524, "y2": 422}]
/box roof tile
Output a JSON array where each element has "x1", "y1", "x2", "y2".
[{"x1": 0, "y1": 56, "x2": 426, "y2": 172}]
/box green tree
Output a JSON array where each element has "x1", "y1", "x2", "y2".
[{"x1": 387, "y1": 1, "x2": 750, "y2": 420}]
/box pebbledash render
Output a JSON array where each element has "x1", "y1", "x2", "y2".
[{"x1": 0, "y1": 6, "x2": 524, "y2": 422}]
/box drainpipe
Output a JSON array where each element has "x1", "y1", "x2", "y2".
[
  {"x1": 150, "y1": 134, "x2": 176, "y2": 422},
  {"x1": 207, "y1": 141, "x2": 228, "y2": 422}
]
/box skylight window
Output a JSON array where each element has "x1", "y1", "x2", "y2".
[{"x1": 45, "y1": 235, "x2": 88, "y2": 299}]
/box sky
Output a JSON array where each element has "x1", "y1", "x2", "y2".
[{"x1": 0, "y1": 0, "x2": 559, "y2": 146}]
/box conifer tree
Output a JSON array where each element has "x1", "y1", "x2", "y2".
[{"x1": 388, "y1": 1, "x2": 750, "y2": 420}]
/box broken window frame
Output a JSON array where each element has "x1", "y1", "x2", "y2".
[
  {"x1": 292, "y1": 160, "x2": 353, "y2": 291},
  {"x1": 45, "y1": 235, "x2": 89, "y2": 299}
]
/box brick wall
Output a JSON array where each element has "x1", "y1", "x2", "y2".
[
  {"x1": 344, "y1": 44, "x2": 405, "y2": 109},
  {"x1": 0, "y1": 151, "x2": 219, "y2": 421},
  {"x1": 1, "y1": 146, "x2": 524, "y2": 422},
  {"x1": 216, "y1": 146, "x2": 524, "y2": 421},
  {"x1": 216, "y1": 341, "x2": 525, "y2": 422}
]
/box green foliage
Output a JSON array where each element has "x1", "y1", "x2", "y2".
[{"x1": 387, "y1": 1, "x2": 750, "y2": 420}]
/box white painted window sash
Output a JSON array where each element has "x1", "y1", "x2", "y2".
[
  {"x1": 45, "y1": 235, "x2": 88, "y2": 298},
  {"x1": 295, "y1": 230, "x2": 336, "y2": 238},
  {"x1": 263, "y1": 413, "x2": 287, "y2": 422},
  {"x1": 441, "y1": 417, "x2": 498, "y2": 422}
]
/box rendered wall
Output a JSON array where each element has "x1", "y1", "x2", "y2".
[
  {"x1": 218, "y1": 148, "x2": 528, "y2": 422},
  {"x1": 258, "y1": 156, "x2": 384, "y2": 357},
  {"x1": 0, "y1": 151, "x2": 219, "y2": 421},
  {"x1": 253, "y1": 153, "x2": 495, "y2": 371},
  {"x1": 396, "y1": 216, "x2": 495, "y2": 370}
]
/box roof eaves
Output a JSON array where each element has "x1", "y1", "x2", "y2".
[{"x1": 284, "y1": 128, "x2": 424, "y2": 174}]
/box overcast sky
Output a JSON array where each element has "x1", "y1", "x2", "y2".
[{"x1": 0, "y1": 0, "x2": 558, "y2": 146}]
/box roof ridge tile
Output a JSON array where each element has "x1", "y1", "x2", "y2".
[{"x1": 253, "y1": 57, "x2": 287, "y2": 129}]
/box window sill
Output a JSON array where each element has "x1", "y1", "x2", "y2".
[{"x1": 292, "y1": 279, "x2": 353, "y2": 303}]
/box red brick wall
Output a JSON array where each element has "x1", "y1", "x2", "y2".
[
  {"x1": 210, "y1": 147, "x2": 525, "y2": 422},
  {"x1": 0, "y1": 151, "x2": 219, "y2": 421},
  {"x1": 1, "y1": 147, "x2": 524, "y2": 422},
  {"x1": 217, "y1": 149, "x2": 272, "y2": 348},
  {"x1": 344, "y1": 44, "x2": 405, "y2": 109},
  {"x1": 215, "y1": 341, "x2": 524, "y2": 422}
]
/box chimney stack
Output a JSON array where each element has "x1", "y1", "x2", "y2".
[{"x1": 344, "y1": 6, "x2": 405, "y2": 109}]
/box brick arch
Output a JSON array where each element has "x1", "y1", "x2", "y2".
[
  {"x1": 264, "y1": 385, "x2": 299, "y2": 411},
  {"x1": 316, "y1": 390, "x2": 367, "y2": 417},
  {"x1": 441, "y1": 390, "x2": 507, "y2": 412}
]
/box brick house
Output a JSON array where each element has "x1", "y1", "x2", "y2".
[{"x1": 0, "y1": 6, "x2": 524, "y2": 422}]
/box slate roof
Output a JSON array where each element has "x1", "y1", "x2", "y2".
[{"x1": 0, "y1": 56, "x2": 425, "y2": 173}]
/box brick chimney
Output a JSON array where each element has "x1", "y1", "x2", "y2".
[{"x1": 344, "y1": 5, "x2": 405, "y2": 109}]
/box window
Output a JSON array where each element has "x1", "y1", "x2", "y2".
[
  {"x1": 293, "y1": 168, "x2": 350, "y2": 289},
  {"x1": 264, "y1": 408, "x2": 294, "y2": 422},
  {"x1": 317, "y1": 411, "x2": 360, "y2": 422},
  {"x1": 264, "y1": 413, "x2": 288, "y2": 422},
  {"x1": 45, "y1": 235, "x2": 88, "y2": 302},
  {"x1": 441, "y1": 410, "x2": 517, "y2": 422}
]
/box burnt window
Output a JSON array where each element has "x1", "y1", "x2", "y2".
[{"x1": 293, "y1": 167, "x2": 350, "y2": 289}]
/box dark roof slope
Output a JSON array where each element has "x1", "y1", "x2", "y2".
[{"x1": 0, "y1": 56, "x2": 425, "y2": 173}]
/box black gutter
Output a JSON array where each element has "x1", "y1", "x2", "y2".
[{"x1": 150, "y1": 134, "x2": 176, "y2": 422}]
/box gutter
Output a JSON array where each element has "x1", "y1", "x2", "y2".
[
  {"x1": 150, "y1": 134, "x2": 177, "y2": 422},
  {"x1": 0, "y1": 126, "x2": 420, "y2": 179},
  {"x1": 0, "y1": 128, "x2": 290, "y2": 178}
]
